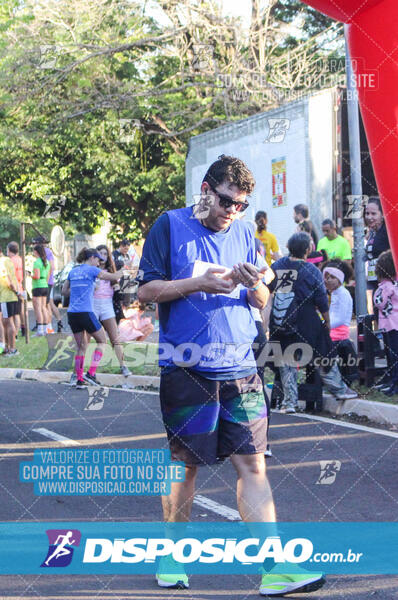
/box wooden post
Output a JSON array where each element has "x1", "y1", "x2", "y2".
[{"x1": 20, "y1": 222, "x2": 29, "y2": 344}]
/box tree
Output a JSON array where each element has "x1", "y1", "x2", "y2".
[
  {"x1": 0, "y1": 0, "x2": 344, "y2": 238},
  {"x1": 272, "y1": 1, "x2": 336, "y2": 39}
]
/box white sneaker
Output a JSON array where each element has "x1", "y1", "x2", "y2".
[
  {"x1": 7, "y1": 349, "x2": 19, "y2": 357},
  {"x1": 336, "y1": 388, "x2": 358, "y2": 401},
  {"x1": 68, "y1": 373, "x2": 77, "y2": 386},
  {"x1": 120, "y1": 365, "x2": 131, "y2": 377}
]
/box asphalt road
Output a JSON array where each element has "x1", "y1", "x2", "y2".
[{"x1": 0, "y1": 380, "x2": 397, "y2": 599}]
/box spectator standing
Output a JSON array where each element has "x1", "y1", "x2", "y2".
[
  {"x1": 31, "y1": 237, "x2": 62, "y2": 333},
  {"x1": 268, "y1": 233, "x2": 329, "y2": 413},
  {"x1": 317, "y1": 219, "x2": 352, "y2": 262},
  {"x1": 298, "y1": 220, "x2": 315, "y2": 252},
  {"x1": 374, "y1": 250, "x2": 398, "y2": 396},
  {"x1": 93, "y1": 245, "x2": 132, "y2": 377},
  {"x1": 31, "y1": 245, "x2": 50, "y2": 337},
  {"x1": 6, "y1": 242, "x2": 25, "y2": 337},
  {"x1": 255, "y1": 211, "x2": 281, "y2": 266},
  {"x1": 139, "y1": 156, "x2": 324, "y2": 596},
  {"x1": 268, "y1": 233, "x2": 356, "y2": 412},
  {"x1": 293, "y1": 203, "x2": 319, "y2": 247},
  {"x1": 364, "y1": 197, "x2": 390, "y2": 312},
  {"x1": 0, "y1": 246, "x2": 19, "y2": 356},
  {"x1": 113, "y1": 239, "x2": 137, "y2": 308},
  {"x1": 112, "y1": 239, "x2": 132, "y2": 269}
]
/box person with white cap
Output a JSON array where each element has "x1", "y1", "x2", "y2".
[{"x1": 322, "y1": 261, "x2": 358, "y2": 400}]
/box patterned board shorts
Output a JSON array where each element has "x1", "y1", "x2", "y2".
[{"x1": 159, "y1": 368, "x2": 268, "y2": 466}]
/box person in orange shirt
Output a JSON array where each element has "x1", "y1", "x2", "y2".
[
  {"x1": 7, "y1": 242, "x2": 25, "y2": 337},
  {"x1": 0, "y1": 246, "x2": 19, "y2": 355},
  {"x1": 255, "y1": 211, "x2": 281, "y2": 266}
]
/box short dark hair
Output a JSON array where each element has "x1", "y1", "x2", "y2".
[
  {"x1": 255, "y1": 211, "x2": 267, "y2": 221},
  {"x1": 119, "y1": 239, "x2": 130, "y2": 247},
  {"x1": 375, "y1": 250, "x2": 396, "y2": 281},
  {"x1": 203, "y1": 155, "x2": 255, "y2": 194},
  {"x1": 287, "y1": 232, "x2": 311, "y2": 258},
  {"x1": 322, "y1": 218, "x2": 336, "y2": 229},
  {"x1": 31, "y1": 236, "x2": 48, "y2": 244},
  {"x1": 7, "y1": 241, "x2": 19, "y2": 254},
  {"x1": 298, "y1": 220, "x2": 311, "y2": 234},
  {"x1": 294, "y1": 204, "x2": 309, "y2": 219}
]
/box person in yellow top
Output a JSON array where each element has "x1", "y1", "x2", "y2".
[
  {"x1": 255, "y1": 211, "x2": 281, "y2": 266},
  {"x1": 0, "y1": 246, "x2": 19, "y2": 356}
]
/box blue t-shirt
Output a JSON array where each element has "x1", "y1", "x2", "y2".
[
  {"x1": 139, "y1": 211, "x2": 259, "y2": 379},
  {"x1": 67, "y1": 264, "x2": 101, "y2": 313}
]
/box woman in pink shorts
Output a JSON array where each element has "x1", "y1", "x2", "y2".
[{"x1": 93, "y1": 245, "x2": 132, "y2": 377}]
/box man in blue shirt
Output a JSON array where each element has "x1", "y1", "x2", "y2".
[{"x1": 138, "y1": 155, "x2": 325, "y2": 595}]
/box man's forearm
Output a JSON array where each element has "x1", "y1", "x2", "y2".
[
  {"x1": 138, "y1": 278, "x2": 202, "y2": 303},
  {"x1": 247, "y1": 283, "x2": 269, "y2": 310}
]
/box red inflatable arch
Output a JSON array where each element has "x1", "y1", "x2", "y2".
[{"x1": 301, "y1": 0, "x2": 398, "y2": 266}]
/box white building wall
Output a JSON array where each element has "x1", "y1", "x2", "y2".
[{"x1": 186, "y1": 88, "x2": 335, "y2": 255}]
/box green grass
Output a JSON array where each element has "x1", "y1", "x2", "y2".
[
  {"x1": 0, "y1": 336, "x2": 160, "y2": 377},
  {"x1": 1, "y1": 336, "x2": 48, "y2": 370}
]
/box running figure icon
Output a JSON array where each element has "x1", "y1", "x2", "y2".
[{"x1": 43, "y1": 530, "x2": 77, "y2": 566}]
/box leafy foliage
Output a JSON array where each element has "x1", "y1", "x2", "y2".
[{"x1": 0, "y1": 0, "x2": 343, "y2": 239}]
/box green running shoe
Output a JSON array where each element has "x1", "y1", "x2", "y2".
[
  {"x1": 260, "y1": 568, "x2": 325, "y2": 596},
  {"x1": 156, "y1": 555, "x2": 189, "y2": 589}
]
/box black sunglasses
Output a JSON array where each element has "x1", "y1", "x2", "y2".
[{"x1": 207, "y1": 184, "x2": 249, "y2": 213}]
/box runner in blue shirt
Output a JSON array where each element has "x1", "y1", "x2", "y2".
[
  {"x1": 62, "y1": 248, "x2": 125, "y2": 388},
  {"x1": 138, "y1": 155, "x2": 325, "y2": 595}
]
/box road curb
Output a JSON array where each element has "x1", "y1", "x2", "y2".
[
  {"x1": 320, "y1": 395, "x2": 398, "y2": 426},
  {"x1": 1, "y1": 368, "x2": 397, "y2": 426},
  {"x1": 0, "y1": 368, "x2": 160, "y2": 389}
]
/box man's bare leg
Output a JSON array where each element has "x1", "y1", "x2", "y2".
[
  {"x1": 161, "y1": 465, "x2": 198, "y2": 522},
  {"x1": 230, "y1": 452, "x2": 276, "y2": 522}
]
